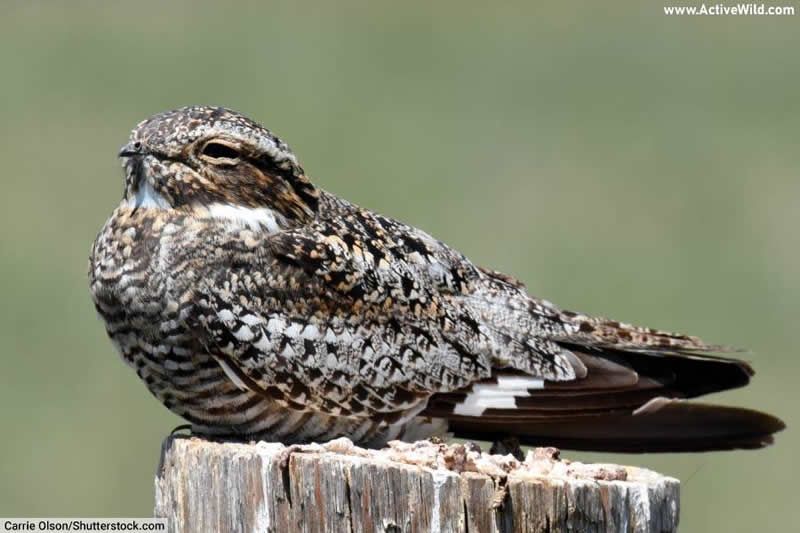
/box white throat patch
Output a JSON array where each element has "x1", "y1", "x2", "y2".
[
  {"x1": 126, "y1": 181, "x2": 284, "y2": 234},
  {"x1": 206, "y1": 203, "x2": 284, "y2": 233}
]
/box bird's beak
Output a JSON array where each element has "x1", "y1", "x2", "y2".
[{"x1": 118, "y1": 142, "x2": 140, "y2": 158}]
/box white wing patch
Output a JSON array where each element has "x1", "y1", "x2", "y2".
[{"x1": 453, "y1": 375, "x2": 544, "y2": 417}]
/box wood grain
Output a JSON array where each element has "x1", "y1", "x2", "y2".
[{"x1": 154, "y1": 436, "x2": 679, "y2": 533}]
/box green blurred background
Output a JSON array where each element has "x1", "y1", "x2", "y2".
[{"x1": 1, "y1": 1, "x2": 797, "y2": 530}]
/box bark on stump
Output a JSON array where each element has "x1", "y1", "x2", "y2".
[{"x1": 154, "y1": 436, "x2": 679, "y2": 533}]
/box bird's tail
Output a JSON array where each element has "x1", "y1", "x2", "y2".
[
  {"x1": 429, "y1": 394, "x2": 783, "y2": 452},
  {"x1": 426, "y1": 295, "x2": 785, "y2": 452}
]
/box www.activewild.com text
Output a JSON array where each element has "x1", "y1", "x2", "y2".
[{"x1": 664, "y1": 3, "x2": 795, "y2": 15}]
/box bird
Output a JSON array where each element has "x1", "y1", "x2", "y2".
[{"x1": 89, "y1": 106, "x2": 784, "y2": 452}]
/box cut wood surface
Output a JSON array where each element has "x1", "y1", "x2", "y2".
[{"x1": 154, "y1": 436, "x2": 679, "y2": 533}]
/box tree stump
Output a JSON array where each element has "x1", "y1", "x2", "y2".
[{"x1": 154, "y1": 436, "x2": 679, "y2": 533}]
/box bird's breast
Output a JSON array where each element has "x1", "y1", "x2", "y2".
[{"x1": 91, "y1": 207, "x2": 165, "y2": 302}]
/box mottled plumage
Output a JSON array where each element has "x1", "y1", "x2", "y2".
[{"x1": 89, "y1": 106, "x2": 783, "y2": 451}]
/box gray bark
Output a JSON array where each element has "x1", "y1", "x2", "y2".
[{"x1": 154, "y1": 436, "x2": 679, "y2": 533}]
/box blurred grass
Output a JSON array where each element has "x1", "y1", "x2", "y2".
[{"x1": 0, "y1": 1, "x2": 797, "y2": 530}]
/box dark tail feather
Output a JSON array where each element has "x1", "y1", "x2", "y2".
[
  {"x1": 444, "y1": 398, "x2": 785, "y2": 452},
  {"x1": 563, "y1": 343, "x2": 754, "y2": 398}
]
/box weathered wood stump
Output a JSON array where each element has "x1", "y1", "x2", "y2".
[{"x1": 154, "y1": 436, "x2": 679, "y2": 533}]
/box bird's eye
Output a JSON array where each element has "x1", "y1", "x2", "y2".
[{"x1": 200, "y1": 141, "x2": 241, "y2": 162}]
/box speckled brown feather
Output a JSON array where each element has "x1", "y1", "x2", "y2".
[{"x1": 89, "y1": 106, "x2": 784, "y2": 450}]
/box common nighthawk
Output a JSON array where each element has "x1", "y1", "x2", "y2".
[{"x1": 89, "y1": 106, "x2": 783, "y2": 452}]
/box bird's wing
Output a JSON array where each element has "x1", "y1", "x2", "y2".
[
  {"x1": 267, "y1": 210, "x2": 581, "y2": 381},
  {"x1": 267, "y1": 208, "x2": 480, "y2": 305},
  {"x1": 182, "y1": 215, "x2": 783, "y2": 451},
  {"x1": 183, "y1": 215, "x2": 502, "y2": 423}
]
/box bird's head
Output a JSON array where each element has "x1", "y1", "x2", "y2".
[{"x1": 118, "y1": 106, "x2": 319, "y2": 227}]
